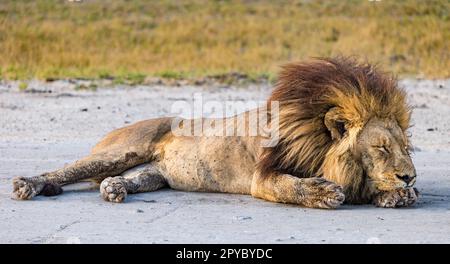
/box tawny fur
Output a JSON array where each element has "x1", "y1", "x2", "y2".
[{"x1": 12, "y1": 57, "x2": 418, "y2": 209}]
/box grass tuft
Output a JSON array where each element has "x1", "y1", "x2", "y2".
[{"x1": 18, "y1": 81, "x2": 28, "y2": 91}]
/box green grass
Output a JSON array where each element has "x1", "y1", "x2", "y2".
[
  {"x1": 18, "y1": 81, "x2": 28, "y2": 91},
  {"x1": 0, "y1": 0, "x2": 448, "y2": 81}
]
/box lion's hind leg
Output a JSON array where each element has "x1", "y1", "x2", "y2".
[
  {"x1": 100, "y1": 163, "x2": 167, "y2": 203},
  {"x1": 12, "y1": 151, "x2": 147, "y2": 200}
]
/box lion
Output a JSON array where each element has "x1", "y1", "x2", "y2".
[{"x1": 11, "y1": 57, "x2": 418, "y2": 209}]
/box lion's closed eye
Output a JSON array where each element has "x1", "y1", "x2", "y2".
[{"x1": 374, "y1": 145, "x2": 390, "y2": 154}]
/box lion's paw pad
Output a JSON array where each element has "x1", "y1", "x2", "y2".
[
  {"x1": 12, "y1": 177, "x2": 37, "y2": 200},
  {"x1": 100, "y1": 177, "x2": 127, "y2": 203}
]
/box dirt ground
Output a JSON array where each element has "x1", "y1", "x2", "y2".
[{"x1": 0, "y1": 79, "x2": 449, "y2": 243}]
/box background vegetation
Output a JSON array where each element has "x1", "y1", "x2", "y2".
[{"x1": 0, "y1": 0, "x2": 448, "y2": 82}]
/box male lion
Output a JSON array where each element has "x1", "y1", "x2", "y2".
[{"x1": 12, "y1": 57, "x2": 418, "y2": 208}]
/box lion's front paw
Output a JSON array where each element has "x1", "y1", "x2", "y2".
[
  {"x1": 100, "y1": 177, "x2": 127, "y2": 203},
  {"x1": 373, "y1": 187, "x2": 419, "y2": 208},
  {"x1": 305, "y1": 178, "x2": 345, "y2": 209},
  {"x1": 12, "y1": 177, "x2": 38, "y2": 200}
]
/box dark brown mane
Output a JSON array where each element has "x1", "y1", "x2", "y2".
[{"x1": 257, "y1": 56, "x2": 411, "y2": 179}]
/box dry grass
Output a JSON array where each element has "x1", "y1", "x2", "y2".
[{"x1": 0, "y1": 0, "x2": 448, "y2": 81}]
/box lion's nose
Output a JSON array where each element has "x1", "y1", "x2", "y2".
[{"x1": 396, "y1": 174, "x2": 415, "y2": 184}]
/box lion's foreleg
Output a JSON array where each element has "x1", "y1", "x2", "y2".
[
  {"x1": 12, "y1": 151, "x2": 147, "y2": 200},
  {"x1": 372, "y1": 187, "x2": 419, "y2": 208},
  {"x1": 99, "y1": 163, "x2": 167, "y2": 203},
  {"x1": 251, "y1": 172, "x2": 345, "y2": 209}
]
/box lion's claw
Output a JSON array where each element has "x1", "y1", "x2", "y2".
[{"x1": 306, "y1": 178, "x2": 345, "y2": 209}]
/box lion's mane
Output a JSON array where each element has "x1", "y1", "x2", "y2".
[{"x1": 258, "y1": 57, "x2": 411, "y2": 202}]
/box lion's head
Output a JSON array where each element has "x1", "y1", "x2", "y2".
[
  {"x1": 356, "y1": 117, "x2": 416, "y2": 191},
  {"x1": 258, "y1": 56, "x2": 416, "y2": 203}
]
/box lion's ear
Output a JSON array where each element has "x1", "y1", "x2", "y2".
[{"x1": 324, "y1": 107, "x2": 347, "y2": 140}]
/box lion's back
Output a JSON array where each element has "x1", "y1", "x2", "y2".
[{"x1": 91, "y1": 117, "x2": 173, "y2": 155}]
